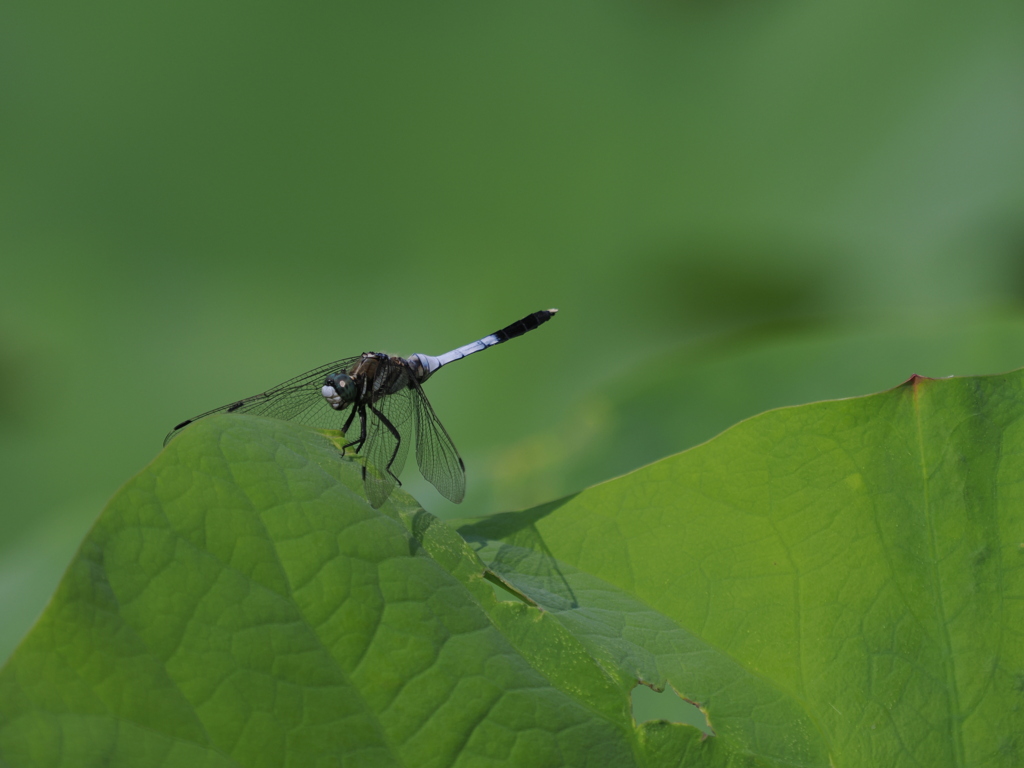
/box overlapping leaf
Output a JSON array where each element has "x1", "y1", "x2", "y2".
[{"x1": 461, "y1": 372, "x2": 1024, "y2": 767}]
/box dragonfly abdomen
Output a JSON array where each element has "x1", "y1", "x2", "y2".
[{"x1": 409, "y1": 308, "x2": 557, "y2": 381}]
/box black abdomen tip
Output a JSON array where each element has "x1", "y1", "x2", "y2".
[{"x1": 493, "y1": 308, "x2": 560, "y2": 343}]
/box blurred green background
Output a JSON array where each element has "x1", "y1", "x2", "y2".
[{"x1": 2, "y1": 0, "x2": 1022, "y2": 664}]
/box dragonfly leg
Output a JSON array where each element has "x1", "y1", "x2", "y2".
[
  {"x1": 339, "y1": 408, "x2": 358, "y2": 454},
  {"x1": 368, "y1": 402, "x2": 403, "y2": 484},
  {"x1": 342, "y1": 406, "x2": 368, "y2": 454}
]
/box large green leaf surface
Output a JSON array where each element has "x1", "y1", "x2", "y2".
[
  {"x1": 3, "y1": 370, "x2": 1024, "y2": 766},
  {"x1": 461, "y1": 371, "x2": 1024, "y2": 766},
  {"x1": 0, "y1": 417, "x2": 640, "y2": 767}
]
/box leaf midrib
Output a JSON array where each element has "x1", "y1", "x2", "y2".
[{"x1": 913, "y1": 383, "x2": 965, "y2": 767}]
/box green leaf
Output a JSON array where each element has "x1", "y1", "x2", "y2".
[
  {"x1": 459, "y1": 371, "x2": 1024, "y2": 767},
  {"x1": 5, "y1": 368, "x2": 1024, "y2": 766},
  {"x1": 0, "y1": 415, "x2": 641, "y2": 767}
]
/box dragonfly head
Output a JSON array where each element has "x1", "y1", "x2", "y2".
[{"x1": 322, "y1": 373, "x2": 357, "y2": 410}]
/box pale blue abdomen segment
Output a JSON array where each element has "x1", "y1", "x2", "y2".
[{"x1": 408, "y1": 308, "x2": 556, "y2": 382}]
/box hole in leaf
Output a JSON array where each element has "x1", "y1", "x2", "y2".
[
  {"x1": 487, "y1": 578, "x2": 520, "y2": 603},
  {"x1": 631, "y1": 682, "x2": 714, "y2": 735}
]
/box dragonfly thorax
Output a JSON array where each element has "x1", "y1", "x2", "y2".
[{"x1": 322, "y1": 353, "x2": 413, "y2": 411}]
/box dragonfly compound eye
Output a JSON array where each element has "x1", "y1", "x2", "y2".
[{"x1": 322, "y1": 373, "x2": 356, "y2": 409}]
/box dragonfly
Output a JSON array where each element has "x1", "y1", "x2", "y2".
[{"x1": 164, "y1": 309, "x2": 558, "y2": 508}]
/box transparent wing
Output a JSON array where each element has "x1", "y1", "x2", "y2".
[
  {"x1": 163, "y1": 356, "x2": 362, "y2": 446},
  {"x1": 410, "y1": 379, "x2": 466, "y2": 503},
  {"x1": 360, "y1": 383, "x2": 415, "y2": 508}
]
